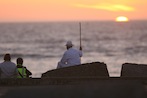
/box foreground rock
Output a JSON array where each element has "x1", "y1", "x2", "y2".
[
  {"x1": 1, "y1": 80, "x2": 147, "y2": 98},
  {"x1": 121, "y1": 63, "x2": 147, "y2": 77},
  {"x1": 42, "y1": 62, "x2": 109, "y2": 78}
]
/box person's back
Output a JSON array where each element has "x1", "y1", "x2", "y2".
[
  {"x1": 0, "y1": 54, "x2": 18, "y2": 78},
  {"x1": 63, "y1": 48, "x2": 82, "y2": 66}
]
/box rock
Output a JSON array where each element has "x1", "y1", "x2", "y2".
[
  {"x1": 121, "y1": 63, "x2": 147, "y2": 77},
  {"x1": 42, "y1": 62, "x2": 109, "y2": 78}
]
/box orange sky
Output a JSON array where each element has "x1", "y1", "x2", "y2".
[{"x1": 0, "y1": 0, "x2": 147, "y2": 22}]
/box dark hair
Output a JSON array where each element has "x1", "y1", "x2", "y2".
[
  {"x1": 4, "y1": 54, "x2": 11, "y2": 61},
  {"x1": 17, "y1": 57, "x2": 23, "y2": 65}
]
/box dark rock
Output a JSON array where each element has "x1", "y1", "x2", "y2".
[
  {"x1": 42, "y1": 62, "x2": 109, "y2": 78},
  {"x1": 121, "y1": 63, "x2": 147, "y2": 77},
  {"x1": 2, "y1": 80, "x2": 147, "y2": 98}
]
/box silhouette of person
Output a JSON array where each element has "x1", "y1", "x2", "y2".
[
  {"x1": 0, "y1": 53, "x2": 18, "y2": 78},
  {"x1": 16, "y1": 57, "x2": 32, "y2": 78},
  {"x1": 57, "y1": 41, "x2": 82, "y2": 68}
]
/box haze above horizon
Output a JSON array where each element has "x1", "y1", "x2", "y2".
[{"x1": 0, "y1": 0, "x2": 147, "y2": 22}]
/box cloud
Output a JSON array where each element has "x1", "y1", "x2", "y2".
[{"x1": 74, "y1": 3, "x2": 135, "y2": 12}]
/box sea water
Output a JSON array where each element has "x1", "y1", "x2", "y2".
[{"x1": 0, "y1": 20, "x2": 147, "y2": 77}]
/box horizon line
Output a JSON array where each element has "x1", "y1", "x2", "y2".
[{"x1": 0, "y1": 19, "x2": 147, "y2": 23}]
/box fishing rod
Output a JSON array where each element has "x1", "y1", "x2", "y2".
[{"x1": 79, "y1": 22, "x2": 82, "y2": 50}]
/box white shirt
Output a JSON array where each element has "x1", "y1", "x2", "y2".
[
  {"x1": 57, "y1": 48, "x2": 82, "y2": 68},
  {"x1": 0, "y1": 61, "x2": 18, "y2": 78}
]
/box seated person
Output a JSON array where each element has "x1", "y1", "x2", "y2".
[
  {"x1": 16, "y1": 57, "x2": 32, "y2": 78},
  {"x1": 0, "y1": 53, "x2": 18, "y2": 78},
  {"x1": 57, "y1": 41, "x2": 82, "y2": 68}
]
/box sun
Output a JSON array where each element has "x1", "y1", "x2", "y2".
[{"x1": 115, "y1": 16, "x2": 129, "y2": 22}]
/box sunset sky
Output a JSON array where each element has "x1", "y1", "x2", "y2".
[{"x1": 0, "y1": 0, "x2": 147, "y2": 22}]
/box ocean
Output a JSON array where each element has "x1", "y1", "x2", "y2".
[{"x1": 0, "y1": 20, "x2": 147, "y2": 77}]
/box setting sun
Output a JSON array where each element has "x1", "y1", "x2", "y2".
[{"x1": 115, "y1": 16, "x2": 129, "y2": 22}]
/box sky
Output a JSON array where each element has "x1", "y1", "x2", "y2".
[{"x1": 0, "y1": 0, "x2": 147, "y2": 22}]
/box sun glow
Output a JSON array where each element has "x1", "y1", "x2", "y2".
[
  {"x1": 115, "y1": 16, "x2": 129, "y2": 22},
  {"x1": 74, "y1": 4, "x2": 135, "y2": 12}
]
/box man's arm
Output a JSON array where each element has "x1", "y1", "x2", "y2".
[
  {"x1": 26, "y1": 68, "x2": 32, "y2": 77},
  {"x1": 79, "y1": 46, "x2": 83, "y2": 57},
  {"x1": 79, "y1": 46, "x2": 82, "y2": 51}
]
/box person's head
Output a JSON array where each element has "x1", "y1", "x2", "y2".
[
  {"x1": 65, "y1": 41, "x2": 73, "y2": 49},
  {"x1": 17, "y1": 57, "x2": 23, "y2": 65},
  {"x1": 4, "y1": 53, "x2": 11, "y2": 61}
]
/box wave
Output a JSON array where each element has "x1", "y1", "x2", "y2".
[{"x1": 0, "y1": 53, "x2": 58, "y2": 59}]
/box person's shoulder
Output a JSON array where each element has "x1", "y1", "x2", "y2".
[
  {"x1": 9, "y1": 62, "x2": 17, "y2": 66},
  {"x1": 11, "y1": 62, "x2": 16, "y2": 65},
  {"x1": 0, "y1": 62, "x2": 4, "y2": 64},
  {"x1": 69, "y1": 47, "x2": 76, "y2": 51},
  {"x1": 0, "y1": 62, "x2": 5, "y2": 67},
  {"x1": 72, "y1": 48, "x2": 80, "y2": 52},
  {"x1": 64, "y1": 49, "x2": 70, "y2": 53}
]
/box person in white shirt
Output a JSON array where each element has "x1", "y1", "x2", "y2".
[
  {"x1": 57, "y1": 41, "x2": 82, "y2": 68},
  {"x1": 0, "y1": 53, "x2": 18, "y2": 78}
]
